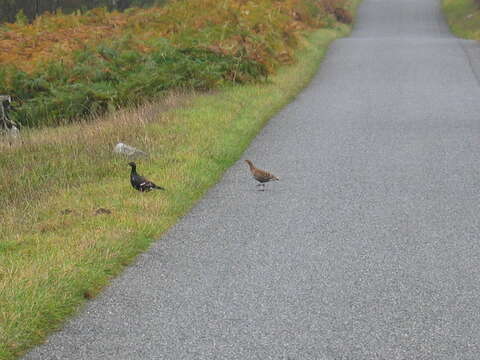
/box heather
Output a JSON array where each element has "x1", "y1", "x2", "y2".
[{"x1": 0, "y1": 0, "x2": 351, "y2": 127}]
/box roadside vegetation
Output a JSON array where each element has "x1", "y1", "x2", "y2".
[
  {"x1": 1, "y1": 0, "x2": 351, "y2": 127},
  {"x1": 0, "y1": 0, "x2": 163, "y2": 23},
  {"x1": 0, "y1": 0, "x2": 360, "y2": 359},
  {"x1": 443, "y1": 0, "x2": 480, "y2": 39}
]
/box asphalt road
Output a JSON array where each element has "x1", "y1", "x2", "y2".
[{"x1": 25, "y1": 0, "x2": 480, "y2": 359}]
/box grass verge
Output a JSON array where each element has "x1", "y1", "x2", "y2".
[
  {"x1": 443, "y1": 0, "x2": 480, "y2": 39},
  {"x1": 0, "y1": 1, "x2": 360, "y2": 358}
]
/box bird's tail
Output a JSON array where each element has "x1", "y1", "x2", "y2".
[
  {"x1": 154, "y1": 185, "x2": 165, "y2": 190},
  {"x1": 273, "y1": 176, "x2": 279, "y2": 181}
]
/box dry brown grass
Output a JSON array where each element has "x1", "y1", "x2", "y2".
[
  {"x1": 0, "y1": 91, "x2": 190, "y2": 217},
  {"x1": 320, "y1": 0, "x2": 353, "y2": 24},
  {"x1": 334, "y1": 8, "x2": 353, "y2": 24}
]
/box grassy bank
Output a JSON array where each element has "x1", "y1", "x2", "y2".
[
  {"x1": 0, "y1": 1, "x2": 360, "y2": 359},
  {"x1": 443, "y1": 0, "x2": 480, "y2": 39}
]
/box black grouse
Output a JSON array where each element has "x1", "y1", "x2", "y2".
[{"x1": 128, "y1": 162, "x2": 165, "y2": 192}]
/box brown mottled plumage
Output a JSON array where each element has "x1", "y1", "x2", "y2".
[{"x1": 245, "y1": 160, "x2": 279, "y2": 190}]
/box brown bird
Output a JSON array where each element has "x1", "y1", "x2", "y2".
[{"x1": 244, "y1": 160, "x2": 279, "y2": 190}]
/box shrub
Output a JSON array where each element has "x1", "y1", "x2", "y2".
[
  {"x1": 3, "y1": 40, "x2": 267, "y2": 127},
  {"x1": 320, "y1": 0, "x2": 345, "y2": 14},
  {"x1": 0, "y1": 0, "x2": 349, "y2": 127},
  {"x1": 334, "y1": 8, "x2": 353, "y2": 24}
]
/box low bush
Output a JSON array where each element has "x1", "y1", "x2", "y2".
[
  {"x1": 0, "y1": 0, "x2": 351, "y2": 127},
  {"x1": 1, "y1": 39, "x2": 267, "y2": 127},
  {"x1": 334, "y1": 8, "x2": 353, "y2": 24},
  {"x1": 320, "y1": 0, "x2": 352, "y2": 24}
]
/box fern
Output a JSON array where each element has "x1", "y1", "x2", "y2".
[{"x1": 0, "y1": 0, "x2": 350, "y2": 127}]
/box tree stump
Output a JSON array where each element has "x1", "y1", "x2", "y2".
[
  {"x1": 0, "y1": 95, "x2": 21, "y2": 144},
  {"x1": 1, "y1": 96, "x2": 14, "y2": 129}
]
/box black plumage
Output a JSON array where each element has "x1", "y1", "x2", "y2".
[{"x1": 128, "y1": 162, "x2": 165, "y2": 192}]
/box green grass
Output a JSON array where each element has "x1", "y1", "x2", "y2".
[
  {"x1": 443, "y1": 0, "x2": 480, "y2": 39},
  {"x1": 0, "y1": 1, "x2": 360, "y2": 358}
]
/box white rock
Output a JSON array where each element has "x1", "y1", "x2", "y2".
[
  {"x1": 8, "y1": 125, "x2": 20, "y2": 139},
  {"x1": 113, "y1": 142, "x2": 148, "y2": 157}
]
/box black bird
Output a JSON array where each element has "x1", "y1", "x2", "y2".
[{"x1": 128, "y1": 162, "x2": 165, "y2": 192}]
